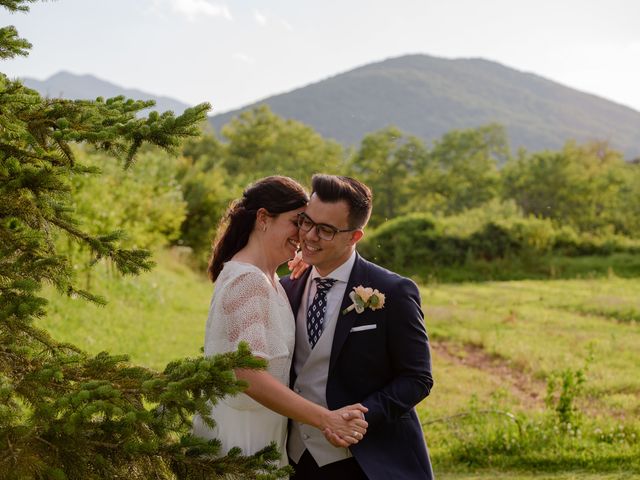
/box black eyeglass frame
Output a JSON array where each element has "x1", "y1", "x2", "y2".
[{"x1": 296, "y1": 212, "x2": 358, "y2": 241}]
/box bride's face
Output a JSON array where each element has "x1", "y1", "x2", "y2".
[{"x1": 264, "y1": 206, "x2": 305, "y2": 264}]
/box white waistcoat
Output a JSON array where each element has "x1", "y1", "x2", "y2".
[{"x1": 287, "y1": 288, "x2": 352, "y2": 466}]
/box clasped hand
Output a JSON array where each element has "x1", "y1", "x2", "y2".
[{"x1": 321, "y1": 404, "x2": 368, "y2": 448}]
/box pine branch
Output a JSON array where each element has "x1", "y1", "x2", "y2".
[
  {"x1": 0, "y1": 1, "x2": 37, "y2": 13},
  {"x1": 0, "y1": 26, "x2": 31, "y2": 59},
  {"x1": 1, "y1": 343, "x2": 282, "y2": 479}
]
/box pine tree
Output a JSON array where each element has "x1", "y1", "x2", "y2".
[{"x1": 0, "y1": 2, "x2": 288, "y2": 478}]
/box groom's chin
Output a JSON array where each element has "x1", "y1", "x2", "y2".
[
  {"x1": 301, "y1": 253, "x2": 315, "y2": 265},
  {"x1": 301, "y1": 254, "x2": 321, "y2": 270}
]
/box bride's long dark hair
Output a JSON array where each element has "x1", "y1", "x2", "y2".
[{"x1": 207, "y1": 176, "x2": 308, "y2": 282}]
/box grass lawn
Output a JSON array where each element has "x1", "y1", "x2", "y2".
[
  {"x1": 419, "y1": 278, "x2": 640, "y2": 416},
  {"x1": 40, "y1": 249, "x2": 211, "y2": 370},
  {"x1": 37, "y1": 250, "x2": 640, "y2": 477}
]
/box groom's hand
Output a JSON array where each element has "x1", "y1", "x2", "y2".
[
  {"x1": 341, "y1": 407, "x2": 367, "y2": 420},
  {"x1": 323, "y1": 428, "x2": 351, "y2": 448}
]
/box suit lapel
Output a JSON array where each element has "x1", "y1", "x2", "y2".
[
  {"x1": 329, "y1": 253, "x2": 369, "y2": 373},
  {"x1": 283, "y1": 268, "x2": 311, "y2": 316},
  {"x1": 282, "y1": 269, "x2": 312, "y2": 387}
]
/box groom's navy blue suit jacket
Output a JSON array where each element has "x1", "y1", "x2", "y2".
[{"x1": 281, "y1": 253, "x2": 434, "y2": 480}]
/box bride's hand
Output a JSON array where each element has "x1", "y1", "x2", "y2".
[
  {"x1": 319, "y1": 404, "x2": 368, "y2": 447},
  {"x1": 323, "y1": 428, "x2": 348, "y2": 447},
  {"x1": 287, "y1": 250, "x2": 309, "y2": 279}
]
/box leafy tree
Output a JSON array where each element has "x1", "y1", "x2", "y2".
[
  {"x1": 181, "y1": 126, "x2": 225, "y2": 171},
  {"x1": 0, "y1": 2, "x2": 287, "y2": 478},
  {"x1": 502, "y1": 141, "x2": 629, "y2": 233},
  {"x1": 176, "y1": 159, "x2": 238, "y2": 262},
  {"x1": 349, "y1": 126, "x2": 427, "y2": 226},
  {"x1": 177, "y1": 131, "x2": 238, "y2": 262},
  {"x1": 70, "y1": 147, "x2": 188, "y2": 251},
  {"x1": 222, "y1": 104, "x2": 345, "y2": 183},
  {"x1": 617, "y1": 161, "x2": 640, "y2": 236},
  {"x1": 412, "y1": 124, "x2": 507, "y2": 214}
]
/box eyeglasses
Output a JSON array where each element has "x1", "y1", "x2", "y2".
[{"x1": 296, "y1": 212, "x2": 358, "y2": 241}]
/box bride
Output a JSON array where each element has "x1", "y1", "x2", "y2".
[{"x1": 192, "y1": 176, "x2": 368, "y2": 466}]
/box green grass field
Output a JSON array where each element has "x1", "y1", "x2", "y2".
[
  {"x1": 41, "y1": 249, "x2": 211, "y2": 370},
  {"x1": 38, "y1": 250, "x2": 640, "y2": 478},
  {"x1": 417, "y1": 277, "x2": 640, "y2": 476},
  {"x1": 420, "y1": 278, "x2": 640, "y2": 415}
]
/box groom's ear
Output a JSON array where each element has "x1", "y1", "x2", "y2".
[{"x1": 349, "y1": 229, "x2": 364, "y2": 245}]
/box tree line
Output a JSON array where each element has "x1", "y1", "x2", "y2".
[{"x1": 165, "y1": 105, "x2": 640, "y2": 265}]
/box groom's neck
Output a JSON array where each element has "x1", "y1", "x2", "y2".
[{"x1": 313, "y1": 249, "x2": 356, "y2": 278}]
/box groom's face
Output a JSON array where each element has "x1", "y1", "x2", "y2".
[{"x1": 299, "y1": 193, "x2": 362, "y2": 277}]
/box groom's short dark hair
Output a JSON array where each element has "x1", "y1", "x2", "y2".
[{"x1": 311, "y1": 174, "x2": 372, "y2": 229}]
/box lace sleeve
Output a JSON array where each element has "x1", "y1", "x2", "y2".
[
  {"x1": 203, "y1": 265, "x2": 294, "y2": 411},
  {"x1": 215, "y1": 270, "x2": 273, "y2": 360}
]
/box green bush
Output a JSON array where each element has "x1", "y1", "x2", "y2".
[
  {"x1": 468, "y1": 222, "x2": 521, "y2": 260},
  {"x1": 360, "y1": 210, "x2": 640, "y2": 281},
  {"x1": 555, "y1": 231, "x2": 640, "y2": 257},
  {"x1": 359, "y1": 213, "x2": 469, "y2": 267},
  {"x1": 509, "y1": 216, "x2": 557, "y2": 253}
]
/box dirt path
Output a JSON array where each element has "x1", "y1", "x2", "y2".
[
  {"x1": 431, "y1": 340, "x2": 546, "y2": 409},
  {"x1": 430, "y1": 340, "x2": 628, "y2": 418}
]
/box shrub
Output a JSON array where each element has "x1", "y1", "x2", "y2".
[
  {"x1": 468, "y1": 222, "x2": 521, "y2": 260},
  {"x1": 360, "y1": 210, "x2": 640, "y2": 280},
  {"x1": 359, "y1": 213, "x2": 451, "y2": 267}
]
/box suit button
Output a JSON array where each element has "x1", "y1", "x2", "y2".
[{"x1": 303, "y1": 434, "x2": 310, "y2": 440}]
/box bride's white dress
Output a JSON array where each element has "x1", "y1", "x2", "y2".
[{"x1": 192, "y1": 261, "x2": 295, "y2": 465}]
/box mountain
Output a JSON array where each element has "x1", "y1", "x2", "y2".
[
  {"x1": 21, "y1": 71, "x2": 191, "y2": 115},
  {"x1": 210, "y1": 54, "x2": 640, "y2": 159}
]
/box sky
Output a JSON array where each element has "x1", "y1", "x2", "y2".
[{"x1": 2, "y1": 0, "x2": 640, "y2": 115}]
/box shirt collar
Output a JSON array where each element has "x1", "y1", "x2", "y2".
[{"x1": 310, "y1": 250, "x2": 357, "y2": 284}]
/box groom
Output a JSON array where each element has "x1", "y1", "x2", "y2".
[{"x1": 281, "y1": 174, "x2": 434, "y2": 480}]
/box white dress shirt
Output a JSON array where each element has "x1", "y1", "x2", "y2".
[{"x1": 303, "y1": 250, "x2": 357, "y2": 339}]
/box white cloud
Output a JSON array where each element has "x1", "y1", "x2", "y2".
[
  {"x1": 279, "y1": 18, "x2": 294, "y2": 32},
  {"x1": 232, "y1": 52, "x2": 256, "y2": 65},
  {"x1": 254, "y1": 10, "x2": 267, "y2": 26},
  {"x1": 251, "y1": 9, "x2": 293, "y2": 31},
  {"x1": 165, "y1": 0, "x2": 232, "y2": 22}
]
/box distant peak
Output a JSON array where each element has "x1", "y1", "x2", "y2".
[{"x1": 47, "y1": 71, "x2": 102, "y2": 82}]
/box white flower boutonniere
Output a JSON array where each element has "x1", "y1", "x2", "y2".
[{"x1": 342, "y1": 285, "x2": 386, "y2": 315}]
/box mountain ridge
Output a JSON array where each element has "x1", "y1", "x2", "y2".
[
  {"x1": 21, "y1": 71, "x2": 191, "y2": 115},
  {"x1": 210, "y1": 54, "x2": 640, "y2": 159},
  {"x1": 18, "y1": 55, "x2": 640, "y2": 159}
]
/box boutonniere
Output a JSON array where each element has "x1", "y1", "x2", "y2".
[{"x1": 342, "y1": 285, "x2": 386, "y2": 314}]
